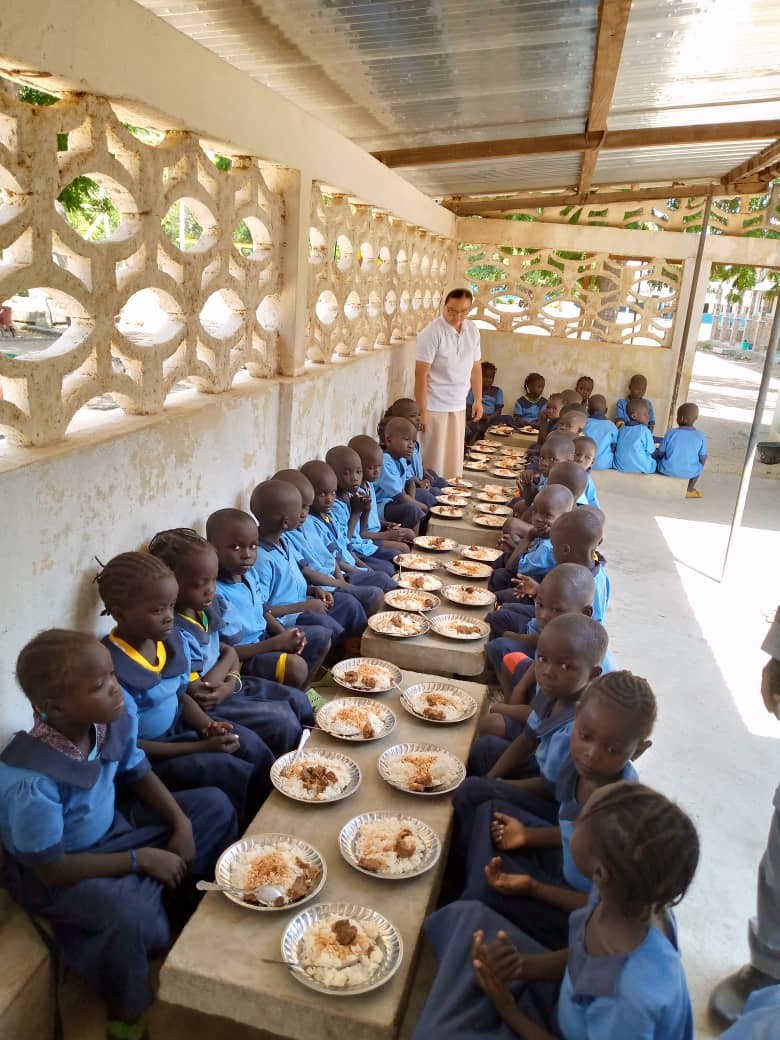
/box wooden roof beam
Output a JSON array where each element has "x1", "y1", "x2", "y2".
[
  {"x1": 372, "y1": 119, "x2": 780, "y2": 169},
  {"x1": 578, "y1": 0, "x2": 632, "y2": 196},
  {"x1": 722, "y1": 139, "x2": 780, "y2": 187}
]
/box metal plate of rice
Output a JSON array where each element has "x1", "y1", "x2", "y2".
[
  {"x1": 271, "y1": 749, "x2": 361, "y2": 804},
  {"x1": 316, "y1": 698, "x2": 396, "y2": 742},
  {"x1": 339, "y1": 811, "x2": 441, "y2": 880},
  {"x1": 215, "y1": 834, "x2": 326, "y2": 912}
]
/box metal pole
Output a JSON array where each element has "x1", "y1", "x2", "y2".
[
  {"x1": 667, "y1": 194, "x2": 713, "y2": 431},
  {"x1": 721, "y1": 298, "x2": 780, "y2": 580}
]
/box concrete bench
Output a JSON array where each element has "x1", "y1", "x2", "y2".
[
  {"x1": 0, "y1": 890, "x2": 53, "y2": 1040},
  {"x1": 156, "y1": 669, "x2": 487, "y2": 1040},
  {"x1": 593, "y1": 469, "x2": 689, "y2": 501}
]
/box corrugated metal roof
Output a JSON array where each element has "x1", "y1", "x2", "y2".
[
  {"x1": 402, "y1": 153, "x2": 582, "y2": 196},
  {"x1": 595, "y1": 140, "x2": 775, "y2": 185},
  {"x1": 134, "y1": 0, "x2": 779, "y2": 201},
  {"x1": 609, "y1": 0, "x2": 780, "y2": 129}
]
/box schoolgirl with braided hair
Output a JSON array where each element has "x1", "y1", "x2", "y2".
[
  {"x1": 511, "y1": 372, "x2": 547, "y2": 428},
  {"x1": 148, "y1": 528, "x2": 313, "y2": 757},
  {"x1": 0, "y1": 628, "x2": 237, "y2": 1040},
  {"x1": 97, "y1": 551, "x2": 274, "y2": 822},
  {"x1": 461, "y1": 670, "x2": 657, "y2": 949},
  {"x1": 413, "y1": 780, "x2": 699, "y2": 1040}
]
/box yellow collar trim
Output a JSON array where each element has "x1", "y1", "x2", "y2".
[{"x1": 109, "y1": 631, "x2": 167, "y2": 674}]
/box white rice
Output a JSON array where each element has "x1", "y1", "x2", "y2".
[
  {"x1": 321, "y1": 703, "x2": 386, "y2": 738},
  {"x1": 383, "y1": 751, "x2": 461, "y2": 791},
  {"x1": 352, "y1": 817, "x2": 429, "y2": 875},
  {"x1": 299, "y1": 916, "x2": 384, "y2": 988},
  {"x1": 372, "y1": 612, "x2": 426, "y2": 636},
  {"x1": 229, "y1": 842, "x2": 318, "y2": 904},
  {"x1": 278, "y1": 753, "x2": 354, "y2": 801},
  {"x1": 408, "y1": 688, "x2": 470, "y2": 722}
]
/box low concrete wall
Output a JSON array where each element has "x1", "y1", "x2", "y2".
[
  {"x1": 480, "y1": 331, "x2": 684, "y2": 433},
  {"x1": 0, "y1": 342, "x2": 415, "y2": 744}
]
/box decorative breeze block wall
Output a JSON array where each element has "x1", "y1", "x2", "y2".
[
  {"x1": 0, "y1": 90, "x2": 283, "y2": 446},
  {"x1": 306, "y1": 186, "x2": 455, "y2": 363}
]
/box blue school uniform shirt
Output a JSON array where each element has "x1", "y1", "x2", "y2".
[
  {"x1": 657, "y1": 426, "x2": 708, "y2": 479},
  {"x1": 513, "y1": 536, "x2": 556, "y2": 581},
  {"x1": 557, "y1": 890, "x2": 693, "y2": 1040},
  {"x1": 467, "y1": 385, "x2": 504, "y2": 417},
  {"x1": 312, "y1": 508, "x2": 358, "y2": 566},
  {"x1": 720, "y1": 986, "x2": 780, "y2": 1040},
  {"x1": 104, "y1": 630, "x2": 191, "y2": 740},
  {"x1": 254, "y1": 535, "x2": 309, "y2": 628},
  {"x1": 0, "y1": 705, "x2": 149, "y2": 862},
  {"x1": 175, "y1": 604, "x2": 223, "y2": 677},
  {"x1": 410, "y1": 441, "x2": 424, "y2": 480},
  {"x1": 375, "y1": 452, "x2": 414, "y2": 517},
  {"x1": 584, "y1": 416, "x2": 619, "y2": 470},
  {"x1": 613, "y1": 422, "x2": 656, "y2": 474},
  {"x1": 556, "y1": 756, "x2": 638, "y2": 892},
  {"x1": 332, "y1": 492, "x2": 378, "y2": 557},
  {"x1": 583, "y1": 473, "x2": 600, "y2": 507},
  {"x1": 363, "y1": 482, "x2": 382, "y2": 535},
  {"x1": 591, "y1": 557, "x2": 611, "y2": 624},
  {"x1": 526, "y1": 689, "x2": 577, "y2": 785},
  {"x1": 513, "y1": 395, "x2": 547, "y2": 423},
  {"x1": 215, "y1": 568, "x2": 268, "y2": 646},
  {"x1": 615, "y1": 396, "x2": 655, "y2": 427}
]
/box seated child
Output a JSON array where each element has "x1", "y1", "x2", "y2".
[
  {"x1": 535, "y1": 391, "x2": 563, "y2": 445},
  {"x1": 613, "y1": 398, "x2": 656, "y2": 473},
  {"x1": 515, "y1": 432, "x2": 576, "y2": 510},
  {"x1": 615, "y1": 372, "x2": 656, "y2": 430},
  {"x1": 381, "y1": 397, "x2": 446, "y2": 499},
  {"x1": 466, "y1": 361, "x2": 504, "y2": 444},
  {"x1": 548, "y1": 506, "x2": 610, "y2": 623},
  {"x1": 0, "y1": 629, "x2": 238, "y2": 1040},
  {"x1": 656, "y1": 402, "x2": 707, "y2": 498},
  {"x1": 575, "y1": 374, "x2": 594, "y2": 405},
  {"x1": 207, "y1": 507, "x2": 331, "y2": 686},
  {"x1": 488, "y1": 517, "x2": 532, "y2": 592},
  {"x1": 412, "y1": 782, "x2": 699, "y2": 1040},
  {"x1": 460, "y1": 672, "x2": 656, "y2": 946},
  {"x1": 511, "y1": 372, "x2": 547, "y2": 427},
  {"x1": 572, "y1": 436, "x2": 600, "y2": 506},
  {"x1": 97, "y1": 551, "x2": 273, "y2": 820},
  {"x1": 251, "y1": 479, "x2": 368, "y2": 655},
  {"x1": 297, "y1": 458, "x2": 391, "y2": 608},
  {"x1": 148, "y1": 528, "x2": 313, "y2": 757},
  {"x1": 484, "y1": 562, "x2": 605, "y2": 709},
  {"x1": 557, "y1": 402, "x2": 588, "y2": 436},
  {"x1": 490, "y1": 484, "x2": 573, "y2": 596},
  {"x1": 545, "y1": 460, "x2": 588, "y2": 505},
  {"x1": 560, "y1": 389, "x2": 582, "y2": 407},
  {"x1": 348, "y1": 435, "x2": 414, "y2": 553},
  {"x1": 584, "y1": 393, "x2": 618, "y2": 469},
  {"x1": 374, "y1": 416, "x2": 427, "y2": 531},
  {"x1": 467, "y1": 613, "x2": 607, "y2": 780},
  {"x1": 324, "y1": 445, "x2": 397, "y2": 577}
]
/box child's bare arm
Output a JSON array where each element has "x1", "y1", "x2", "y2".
[
  {"x1": 509, "y1": 662, "x2": 536, "y2": 704},
  {"x1": 490, "y1": 703, "x2": 532, "y2": 722},
  {"x1": 487, "y1": 731, "x2": 538, "y2": 780}
]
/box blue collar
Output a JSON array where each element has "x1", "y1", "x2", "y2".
[
  {"x1": 0, "y1": 712, "x2": 132, "y2": 789},
  {"x1": 529, "y1": 688, "x2": 577, "y2": 737},
  {"x1": 103, "y1": 630, "x2": 189, "y2": 691}
]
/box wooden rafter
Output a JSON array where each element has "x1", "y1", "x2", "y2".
[
  {"x1": 371, "y1": 119, "x2": 780, "y2": 169},
  {"x1": 579, "y1": 0, "x2": 632, "y2": 195},
  {"x1": 722, "y1": 139, "x2": 780, "y2": 188},
  {"x1": 443, "y1": 179, "x2": 772, "y2": 216}
]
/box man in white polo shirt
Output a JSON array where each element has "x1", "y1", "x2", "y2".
[{"x1": 414, "y1": 288, "x2": 483, "y2": 478}]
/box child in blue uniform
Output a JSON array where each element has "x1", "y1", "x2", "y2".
[
  {"x1": 615, "y1": 372, "x2": 656, "y2": 430},
  {"x1": 411, "y1": 781, "x2": 699, "y2": 1040},
  {"x1": 512, "y1": 372, "x2": 547, "y2": 427},
  {"x1": 348, "y1": 435, "x2": 415, "y2": 554},
  {"x1": 251, "y1": 479, "x2": 367, "y2": 655},
  {"x1": 575, "y1": 374, "x2": 594, "y2": 405},
  {"x1": 515, "y1": 432, "x2": 576, "y2": 512},
  {"x1": 656, "y1": 402, "x2": 708, "y2": 498},
  {"x1": 0, "y1": 630, "x2": 237, "y2": 1040},
  {"x1": 490, "y1": 484, "x2": 573, "y2": 600},
  {"x1": 573, "y1": 437, "x2": 601, "y2": 506},
  {"x1": 375, "y1": 416, "x2": 428, "y2": 531},
  {"x1": 460, "y1": 673, "x2": 656, "y2": 947},
  {"x1": 557, "y1": 403, "x2": 588, "y2": 437},
  {"x1": 148, "y1": 528, "x2": 313, "y2": 757},
  {"x1": 546, "y1": 507, "x2": 610, "y2": 624},
  {"x1": 465, "y1": 613, "x2": 607, "y2": 780},
  {"x1": 544, "y1": 460, "x2": 588, "y2": 507},
  {"x1": 97, "y1": 551, "x2": 273, "y2": 821},
  {"x1": 319, "y1": 448, "x2": 398, "y2": 576},
  {"x1": 536, "y1": 392, "x2": 563, "y2": 445},
  {"x1": 466, "y1": 361, "x2": 504, "y2": 443},
  {"x1": 380, "y1": 398, "x2": 447, "y2": 500},
  {"x1": 488, "y1": 517, "x2": 530, "y2": 593},
  {"x1": 322, "y1": 447, "x2": 399, "y2": 582},
  {"x1": 207, "y1": 507, "x2": 330, "y2": 687},
  {"x1": 584, "y1": 394, "x2": 618, "y2": 469},
  {"x1": 613, "y1": 398, "x2": 656, "y2": 473}
]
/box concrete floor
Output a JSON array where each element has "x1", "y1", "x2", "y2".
[{"x1": 57, "y1": 349, "x2": 780, "y2": 1039}]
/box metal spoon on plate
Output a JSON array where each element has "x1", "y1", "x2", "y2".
[{"x1": 196, "y1": 880, "x2": 286, "y2": 906}]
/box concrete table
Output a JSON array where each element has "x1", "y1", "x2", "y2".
[
  {"x1": 157, "y1": 670, "x2": 487, "y2": 1040},
  {"x1": 485, "y1": 428, "x2": 537, "y2": 449},
  {"x1": 361, "y1": 548, "x2": 496, "y2": 676}
]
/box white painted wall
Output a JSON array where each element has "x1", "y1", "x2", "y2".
[{"x1": 0, "y1": 344, "x2": 415, "y2": 743}]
